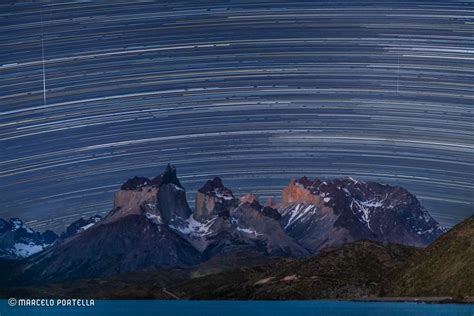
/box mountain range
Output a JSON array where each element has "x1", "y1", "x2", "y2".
[{"x1": 0, "y1": 164, "x2": 448, "y2": 287}]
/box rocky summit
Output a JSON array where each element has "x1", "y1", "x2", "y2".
[{"x1": 3, "y1": 165, "x2": 447, "y2": 284}]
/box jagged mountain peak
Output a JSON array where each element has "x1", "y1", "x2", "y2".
[
  {"x1": 198, "y1": 176, "x2": 234, "y2": 200},
  {"x1": 120, "y1": 176, "x2": 151, "y2": 190},
  {"x1": 107, "y1": 165, "x2": 190, "y2": 226},
  {"x1": 286, "y1": 175, "x2": 423, "y2": 213},
  {"x1": 199, "y1": 176, "x2": 224, "y2": 191},
  {"x1": 266, "y1": 197, "x2": 276, "y2": 208},
  {"x1": 239, "y1": 193, "x2": 259, "y2": 205},
  {"x1": 154, "y1": 163, "x2": 183, "y2": 189},
  {"x1": 281, "y1": 179, "x2": 322, "y2": 206},
  {"x1": 293, "y1": 175, "x2": 413, "y2": 199},
  {"x1": 9, "y1": 218, "x2": 27, "y2": 231},
  {"x1": 294, "y1": 176, "x2": 322, "y2": 188},
  {"x1": 233, "y1": 194, "x2": 281, "y2": 221},
  {"x1": 120, "y1": 164, "x2": 184, "y2": 191},
  {"x1": 261, "y1": 206, "x2": 282, "y2": 220}
]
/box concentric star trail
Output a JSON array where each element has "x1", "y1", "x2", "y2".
[{"x1": 0, "y1": 1, "x2": 472, "y2": 232}]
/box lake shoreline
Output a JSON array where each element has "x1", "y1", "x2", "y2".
[{"x1": 350, "y1": 296, "x2": 474, "y2": 305}]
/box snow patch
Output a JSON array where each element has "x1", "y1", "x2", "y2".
[
  {"x1": 236, "y1": 227, "x2": 262, "y2": 237},
  {"x1": 350, "y1": 199, "x2": 372, "y2": 230},
  {"x1": 171, "y1": 184, "x2": 185, "y2": 192},
  {"x1": 348, "y1": 177, "x2": 360, "y2": 184},
  {"x1": 360, "y1": 200, "x2": 384, "y2": 208},
  {"x1": 284, "y1": 203, "x2": 318, "y2": 229},
  {"x1": 145, "y1": 212, "x2": 163, "y2": 225},
  {"x1": 213, "y1": 189, "x2": 233, "y2": 200},
  {"x1": 281, "y1": 274, "x2": 299, "y2": 281},
  {"x1": 10, "y1": 219, "x2": 34, "y2": 233},
  {"x1": 349, "y1": 197, "x2": 392, "y2": 230},
  {"x1": 144, "y1": 203, "x2": 156, "y2": 210},
  {"x1": 11, "y1": 219, "x2": 22, "y2": 231},
  {"x1": 78, "y1": 223, "x2": 95, "y2": 231},
  {"x1": 255, "y1": 277, "x2": 275, "y2": 285},
  {"x1": 9, "y1": 242, "x2": 45, "y2": 258},
  {"x1": 77, "y1": 216, "x2": 102, "y2": 232},
  {"x1": 170, "y1": 215, "x2": 216, "y2": 237}
]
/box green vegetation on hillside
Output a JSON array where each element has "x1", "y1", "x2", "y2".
[{"x1": 384, "y1": 215, "x2": 474, "y2": 298}]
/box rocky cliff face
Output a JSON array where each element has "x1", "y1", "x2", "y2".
[
  {"x1": 194, "y1": 177, "x2": 235, "y2": 221},
  {"x1": 106, "y1": 187, "x2": 160, "y2": 223},
  {"x1": 0, "y1": 218, "x2": 58, "y2": 259},
  {"x1": 106, "y1": 164, "x2": 189, "y2": 226}
]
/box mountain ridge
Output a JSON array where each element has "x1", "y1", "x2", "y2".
[
  {"x1": 0, "y1": 218, "x2": 58, "y2": 260},
  {"x1": 0, "y1": 164, "x2": 448, "y2": 285}
]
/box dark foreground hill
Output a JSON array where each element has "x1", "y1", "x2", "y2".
[
  {"x1": 0, "y1": 251, "x2": 278, "y2": 299},
  {"x1": 0, "y1": 241, "x2": 418, "y2": 299},
  {"x1": 383, "y1": 215, "x2": 474, "y2": 298},
  {"x1": 171, "y1": 240, "x2": 419, "y2": 299}
]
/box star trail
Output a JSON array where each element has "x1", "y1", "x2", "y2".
[{"x1": 1, "y1": 1, "x2": 473, "y2": 232}]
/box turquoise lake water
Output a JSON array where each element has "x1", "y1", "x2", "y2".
[{"x1": 1, "y1": 300, "x2": 473, "y2": 316}]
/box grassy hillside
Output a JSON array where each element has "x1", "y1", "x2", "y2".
[
  {"x1": 384, "y1": 215, "x2": 473, "y2": 298},
  {"x1": 171, "y1": 241, "x2": 418, "y2": 299}
]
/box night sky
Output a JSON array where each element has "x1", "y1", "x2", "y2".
[{"x1": 1, "y1": 1, "x2": 473, "y2": 232}]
